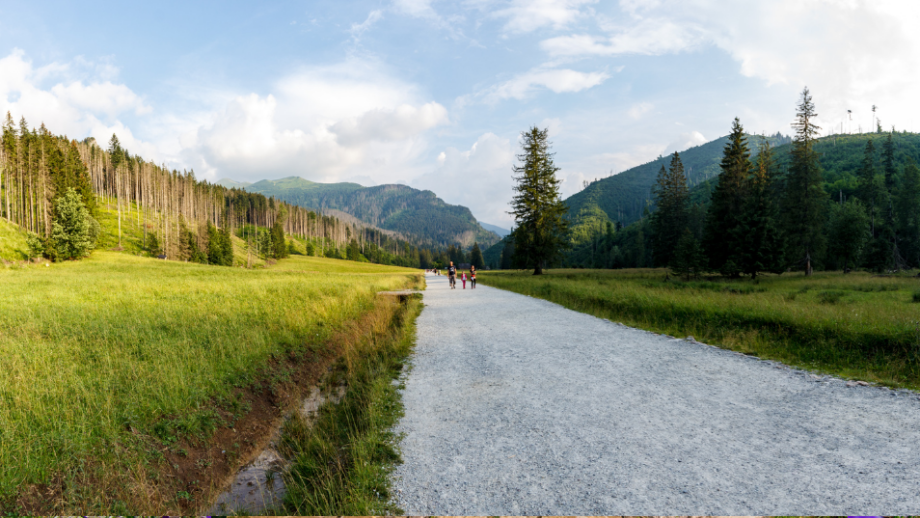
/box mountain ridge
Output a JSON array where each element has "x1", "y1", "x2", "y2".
[{"x1": 225, "y1": 176, "x2": 500, "y2": 248}]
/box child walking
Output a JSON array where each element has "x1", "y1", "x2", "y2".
[
  {"x1": 461, "y1": 272, "x2": 467, "y2": 289},
  {"x1": 470, "y1": 267, "x2": 476, "y2": 289}
]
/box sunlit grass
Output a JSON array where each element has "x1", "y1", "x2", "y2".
[
  {"x1": 0, "y1": 252, "x2": 420, "y2": 511},
  {"x1": 479, "y1": 269, "x2": 920, "y2": 389},
  {"x1": 0, "y1": 218, "x2": 30, "y2": 261}
]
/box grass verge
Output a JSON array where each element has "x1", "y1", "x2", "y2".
[
  {"x1": 0, "y1": 252, "x2": 420, "y2": 515},
  {"x1": 279, "y1": 294, "x2": 421, "y2": 516},
  {"x1": 479, "y1": 269, "x2": 920, "y2": 390}
]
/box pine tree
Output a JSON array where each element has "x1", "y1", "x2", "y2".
[
  {"x1": 509, "y1": 126, "x2": 569, "y2": 275},
  {"x1": 781, "y1": 87, "x2": 826, "y2": 275},
  {"x1": 651, "y1": 153, "x2": 689, "y2": 268},
  {"x1": 739, "y1": 137, "x2": 784, "y2": 278},
  {"x1": 703, "y1": 118, "x2": 751, "y2": 276}
]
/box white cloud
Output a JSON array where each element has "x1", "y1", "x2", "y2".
[
  {"x1": 350, "y1": 10, "x2": 383, "y2": 42},
  {"x1": 0, "y1": 49, "x2": 153, "y2": 148},
  {"x1": 627, "y1": 102, "x2": 653, "y2": 120},
  {"x1": 392, "y1": 0, "x2": 438, "y2": 18},
  {"x1": 541, "y1": 19, "x2": 704, "y2": 57},
  {"x1": 492, "y1": 0, "x2": 598, "y2": 34},
  {"x1": 482, "y1": 66, "x2": 609, "y2": 102},
  {"x1": 412, "y1": 133, "x2": 516, "y2": 225},
  {"x1": 330, "y1": 102, "x2": 448, "y2": 147},
  {"x1": 183, "y1": 59, "x2": 450, "y2": 183},
  {"x1": 542, "y1": 0, "x2": 920, "y2": 134},
  {"x1": 662, "y1": 130, "x2": 706, "y2": 156}
]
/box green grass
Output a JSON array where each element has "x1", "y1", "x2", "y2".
[
  {"x1": 479, "y1": 269, "x2": 920, "y2": 389},
  {"x1": 280, "y1": 295, "x2": 421, "y2": 515},
  {"x1": 0, "y1": 252, "x2": 421, "y2": 514},
  {"x1": 0, "y1": 218, "x2": 30, "y2": 261}
]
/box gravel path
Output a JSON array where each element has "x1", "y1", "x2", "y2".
[{"x1": 391, "y1": 273, "x2": 920, "y2": 515}]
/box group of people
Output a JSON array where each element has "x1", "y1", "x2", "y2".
[{"x1": 445, "y1": 261, "x2": 476, "y2": 290}]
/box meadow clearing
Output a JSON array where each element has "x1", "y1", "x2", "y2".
[
  {"x1": 0, "y1": 251, "x2": 421, "y2": 514},
  {"x1": 479, "y1": 269, "x2": 920, "y2": 389}
]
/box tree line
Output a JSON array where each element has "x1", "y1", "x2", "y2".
[
  {"x1": 558, "y1": 88, "x2": 920, "y2": 278},
  {"x1": 0, "y1": 114, "x2": 438, "y2": 267}
]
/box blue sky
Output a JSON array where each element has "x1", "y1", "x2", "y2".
[{"x1": 2, "y1": 0, "x2": 919, "y2": 226}]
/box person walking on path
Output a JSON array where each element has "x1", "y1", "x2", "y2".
[
  {"x1": 461, "y1": 272, "x2": 467, "y2": 289},
  {"x1": 448, "y1": 261, "x2": 457, "y2": 289},
  {"x1": 470, "y1": 266, "x2": 476, "y2": 289}
]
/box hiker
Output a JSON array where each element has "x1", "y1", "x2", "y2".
[
  {"x1": 448, "y1": 261, "x2": 457, "y2": 289},
  {"x1": 461, "y1": 271, "x2": 467, "y2": 289},
  {"x1": 470, "y1": 266, "x2": 476, "y2": 289}
]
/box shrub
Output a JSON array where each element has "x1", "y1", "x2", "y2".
[{"x1": 912, "y1": 291, "x2": 920, "y2": 303}]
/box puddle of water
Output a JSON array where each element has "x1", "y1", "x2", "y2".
[{"x1": 208, "y1": 384, "x2": 346, "y2": 515}]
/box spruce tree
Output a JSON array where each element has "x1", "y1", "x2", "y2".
[
  {"x1": 651, "y1": 153, "x2": 689, "y2": 268},
  {"x1": 509, "y1": 126, "x2": 569, "y2": 275},
  {"x1": 703, "y1": 118, "x2": 751, "y2": 276},
  {"x1": 739, "y1": 138, "x2": 784, "y2": 278},
  {"x1": 780, "y1": 87, "x2": 826, "y2": 275}
]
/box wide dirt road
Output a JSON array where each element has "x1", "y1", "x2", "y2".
[{"x1": 391, "y1": 273, "x2": 920, "y2": 515}]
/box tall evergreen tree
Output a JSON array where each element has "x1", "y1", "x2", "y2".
[
  {"x1": 780, "y1": 87, "x2": 826, "y2": 275},
  {"x1": 883, "y1": 131, "x2": 896, "y2": 193},
  {"x1": 671, "y1": 228, "x2": 705, "y2": 280},
  {"x1": 509, "y1": 126, "x2": 569, "y2": 275},
  {"x1": 739, "y1": 137, "x2": 784, "y2": 278},
  {"x1": 650, "y1": 153, "x2": 689, "y2": 268},
  {"x1": 470, "y1": 242, "x2": 485, "y2": 269},
  {"x1": 856, "y1": 138, "x2": 881, "y2": 229},
  {"x1": 703, "y1": 118, "x2": 751, "y2": 276}
]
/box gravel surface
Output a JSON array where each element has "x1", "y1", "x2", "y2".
[{"x1": 391, "y1": 273, "x2": 920, "y2": 515}]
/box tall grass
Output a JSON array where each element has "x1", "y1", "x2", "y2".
[
  {"x1": 280, "y1": 296, "x2": 421, "y2": 516},
  {"x1": 479, "y1": 269, "x2": 920, "y2": 389},
  {"x1": 0, "y1": 252, "x2": 420, "y2": 513}
]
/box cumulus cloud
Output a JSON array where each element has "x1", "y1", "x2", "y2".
[
  {"x1": 184, "y1": 59, "x2": 450, "y2": 183},
  {"x1": 412, "y1": 133, "x2": 516, "y2": 225},
  {"x1": 330, "y1": 102, "x2": 448, "y2": 147},
  {"x1": 0, "y1": 49, "x2": 154, "y2": 153}
]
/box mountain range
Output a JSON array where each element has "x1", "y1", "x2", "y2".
[{"x1": 217, "y1": 176, "x2": 500, "y2": 248}]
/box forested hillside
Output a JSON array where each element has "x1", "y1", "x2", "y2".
[
  {"x1": 564, "y1": 133, "x2": 792, "y2": 245},
  {"x1": 0, "y1": 114, "x2": 430, "y2": 268},
  {"x1": 236, "y1": 176, "x2": 500, "y2": 248}
]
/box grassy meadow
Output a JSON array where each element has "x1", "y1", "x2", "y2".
[
  {"x1": 479, "y1": 269, "x2": 920, "y2": 389},
  {"x1": 0, "y1": 251, "x2": 421, "y2": 514}
]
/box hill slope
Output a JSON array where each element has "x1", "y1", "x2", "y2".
[{"x1": 237, "y1": 177, "x2": 500, "y2": 248}]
